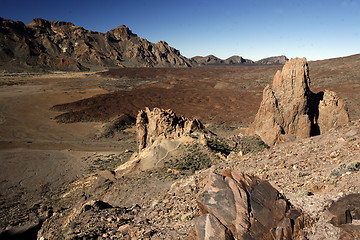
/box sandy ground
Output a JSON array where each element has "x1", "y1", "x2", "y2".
[{"x1": 0, "y1": 72, "x2": 137, "y2": 229}]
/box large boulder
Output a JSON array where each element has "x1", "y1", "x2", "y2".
[
  {"x1": 189, "y1": 169, "x2": 305, "y2": 240},
  {"x1": 247, "y1": 58, "x2": 349, "y2": 145}
]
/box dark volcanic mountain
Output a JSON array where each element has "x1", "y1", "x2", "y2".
[
  {"x1": 255, "y1": 55, "x2": 288, "y2": 65},
  {"x1": 0, "y1": 17, "x2": 191, "y2": 72},
  {"x1": 190, "y1": 55, "x2": 253, "y2": 65},
  {"x1": 190, "y1": 55, "x2": 289, "y2": 66},
  {"x1": 223, "y1": 55, "x2": 254, "y2": 65}
]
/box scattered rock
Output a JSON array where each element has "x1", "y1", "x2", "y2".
[{"x1": 304, "y1": 194, "x2": 360, "y2": 240}]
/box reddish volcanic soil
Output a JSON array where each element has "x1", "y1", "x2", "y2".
[
  {"x1": 52, "y1": 55, "x2": 360, "y2": 126},
  {"x1": 52, "y1": 65, "x2": 283, "y2": 125}
]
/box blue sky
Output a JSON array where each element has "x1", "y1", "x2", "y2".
[{"x1": 1, "y1": 0, "x2": 359, "y2": 60}]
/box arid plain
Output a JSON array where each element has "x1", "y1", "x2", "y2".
[{"x1": 0, "y1": 54, "x2": 359, "y2": 239}]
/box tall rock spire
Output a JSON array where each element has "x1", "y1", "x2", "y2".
[{"x1": 247, "y1": 58, "x2": 349, "y2": 145}]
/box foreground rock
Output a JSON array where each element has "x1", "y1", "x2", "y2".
[
  {"x1": 247, "y1": 57, "x2": 349, "y2": 145},
  {"x1": 189, "y1": 169, "x2": 306, "y2": 240},
  {"x1": 0, "y1": 17, "x2": 191, "y2": 71},
  {"x1": 35, "y1": 120, "x2": 359, "y2": 239},
  {"x1": 226, "y1": 119, "x2": 360, "y2": 239}
]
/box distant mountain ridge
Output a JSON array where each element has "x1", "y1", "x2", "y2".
[
  {"x1": 254, "y1": 55, "x2": 288, "y2": 65},
  {"x1": 190, "y1": 55, "x2": 254, "y2": 65},
  {"x1": 0, "y1": 17, "x2": 191, "y2": 71},
  {"x1": 0, "y1": 17, "x2": 288, "y2": 72},
  {"x1": 190, "y1": 54, "x2": 288, "y2": 66}
]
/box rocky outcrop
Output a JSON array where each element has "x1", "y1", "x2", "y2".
[
  {"x1": 0, "y1": 17, "x2": 191, "y2": 72},
  {"x1": 316, "y1": 90, "x2": 350, "y2": 133},
  {"x1": 136, "y1": 107, "x2": 204, "y2": 152},
  {"x1": 189, "y1": 169, "x2": 305, "y2": 240},
  {"x1": 115, "y1": 107, "x2": 206, "y2": 176},
  {"x1": 247, "y1": 58, "x2": 349, "y2": 145},
  {"x1": 255, "y1": 55, "x2": 288, "y2": 65}
]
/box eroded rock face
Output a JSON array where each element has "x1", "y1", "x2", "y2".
[
  {"x1": 317, "y1": 90, "x2": 350, "y2": 134},
  {"x1": 189, "y1": 169, "x2": 305, "y2": 240},
  {"x1": 136, "y1": 107, "x2": 204, "y2": 152},
  {"x1": 247, "y1": 58, "x2": 349, "y2": 145},
  {"x1": 114, "y1": 107, "x2": 206, "y2": 177},
  {"x1": 0, "y1": 17, "x2": 191, "y2": 71},
  {"x1": 328, "y1": 194, "x2": 360, "y2": 239}
]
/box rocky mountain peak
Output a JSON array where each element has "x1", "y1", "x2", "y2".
[
  {"x1": 49, "y1": 20, "x2": 76, "y2": 29},
  {"x1": 27, "y1": 18, "x2": 52, "y2": 28},
  {"x1": 224, "y1": 55, "x2": 245, "y2": 64},
  {"x1": 107, "y1": 24, "x2": 137, "y2": 40},
  {"x1": 27, "y1": 18, "x2": 76, "y2": 29}
]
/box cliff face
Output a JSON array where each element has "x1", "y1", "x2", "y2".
[{"x1": 0, "y1": 17, "x2": 191, "y2": 71}]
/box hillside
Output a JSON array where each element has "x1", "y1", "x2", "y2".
[
  {"x1": 0, "y1": 17, "x2": 292, "y2": 72},
  {"x1": 0, "y1": 17, "x2": 191, "y2": 72}
]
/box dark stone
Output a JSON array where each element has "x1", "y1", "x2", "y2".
[{"x1": 192, "y1": 170, "x2": 306, "y2": 240}]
